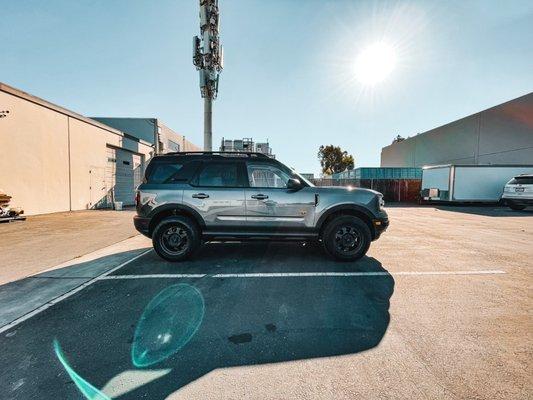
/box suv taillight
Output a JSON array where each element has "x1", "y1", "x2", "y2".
[{"x1": 135, "y1": 191, "x2": 140, "y2": 207}]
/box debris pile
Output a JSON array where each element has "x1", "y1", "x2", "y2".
[{"x1": 0, "y1": 190, "x2": 25, "y2": 222}]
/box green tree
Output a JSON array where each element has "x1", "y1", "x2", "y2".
[{"x1": 317, "y1": 145, "x2": 355, "y2": 175}]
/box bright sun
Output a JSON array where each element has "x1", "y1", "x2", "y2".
[{"x1": 354, "y1": 42, "x2": 397, "y2": 85}]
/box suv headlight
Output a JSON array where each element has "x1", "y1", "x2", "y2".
[{"x1": 378, "y1": 196, "x2": 385, "y2": 210}]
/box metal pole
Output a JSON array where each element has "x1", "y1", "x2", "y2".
[
  {"x1": 193, "y1": 0, "x2": 222, "y2": 152},
  {"x1": 153, "y1": 119, "x2": 159, "y2": 154},
  {"x1": 204, "y1": 97, "x2": 212, "y2": 151}
]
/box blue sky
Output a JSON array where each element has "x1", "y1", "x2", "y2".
[{"x1": 1, "y1": 0, "x2": 532, "y2": 174}]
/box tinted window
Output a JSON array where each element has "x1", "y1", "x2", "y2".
[
  {"x1": 509, "y1": 177, "x2": 533, "y2": 185},
  {"x1": 247, "y1": 163, "x2": 291, "y2": 188},
  {"x1": 146, "y1": 160, "x2": 200, "y2": 184},
  {"x1": 197, "y1": 162, "x2": 242, "y2": 187}
]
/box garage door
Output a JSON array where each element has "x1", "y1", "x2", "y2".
[{"x1": 105, "y1": 147, "x2": 144, "y2": 206}]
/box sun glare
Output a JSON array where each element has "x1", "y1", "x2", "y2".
[{"x1": 354, "y1": 42, "x2": 397, "y2": 85}]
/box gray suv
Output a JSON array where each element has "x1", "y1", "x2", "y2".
[{"x1": 134, "y1": 152, "x2": 389, "y2": 262}]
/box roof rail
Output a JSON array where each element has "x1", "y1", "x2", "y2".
[{"x1": 163, "y1": 151, "x2": 270, "y2": 158}]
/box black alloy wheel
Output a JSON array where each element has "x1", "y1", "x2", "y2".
[
  {"x1": 152, "y1": 216, "x2": 200, "y2": 262},
  {"x1": 323, "y1": 215, "x2": 371, "y2": 261}
]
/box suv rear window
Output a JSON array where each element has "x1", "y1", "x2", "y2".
[
  {"x1": 145, "y1": 160, "x2": 201, "y2": 184},
  {"x1": 509, "y1": 176, "x2": 533, "y2": 185}
]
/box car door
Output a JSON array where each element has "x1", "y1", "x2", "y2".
[
  {"x1": 182, "y1": 160, "x2": 247, "y2": 229},
  {"x1": 245, "y1": 161, "x2": 316, "y2": 230}
]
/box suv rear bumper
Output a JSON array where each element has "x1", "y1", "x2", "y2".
[
  {"x1": 503, "y1": 198, "x2": 533, "y2": 206},
  {"x1": 133, "y1": 216, "x2": 151, "y2": 237},
  {"x1": 373, "y1": 217, "x2": 389, "y2": 240}
]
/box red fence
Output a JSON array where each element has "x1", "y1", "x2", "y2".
[{"x1": 311, "y1": 179, "x2": 421, "y2": 203}]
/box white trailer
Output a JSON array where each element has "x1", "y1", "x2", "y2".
[{"x1": 421, "y1": 164, "x2": 533, "y2": 202}]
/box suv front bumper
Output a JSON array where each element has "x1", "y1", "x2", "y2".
[
  {"x1": 133, "y1": 216, "x2": 151, "y2": 237},
  {"x1": 372, "y1": 217, "x2": 389, "y2": 240}
]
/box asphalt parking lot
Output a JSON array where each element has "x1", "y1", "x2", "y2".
[
  {"x1": 0, "y1": 206, "x2": 531, "y2": 399},
  {"x1": 0, "y1": 210, "x2": 139, "y2": 285}
]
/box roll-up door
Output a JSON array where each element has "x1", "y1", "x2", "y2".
[{"x1": 105, "y1": 147, "x2": 144, "y2": 206}]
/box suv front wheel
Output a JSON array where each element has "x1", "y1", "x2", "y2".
[
  {"x1": 322, "y1": 215, "x2": 371, "y2": 261},
  {"x1": 152, "y1": 216, "x2": 200, "y2": 262}
]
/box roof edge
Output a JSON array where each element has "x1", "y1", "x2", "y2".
[
  {"x1": 384, "y1": 91, "x2": 533, "y2": 149},
  {"x1": 0, "y1": 82, "x2": 153, "y2": 147}
]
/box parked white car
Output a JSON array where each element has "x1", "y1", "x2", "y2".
[{"x1": 501, "y1": 174, "x2": 533, "y2": 210}]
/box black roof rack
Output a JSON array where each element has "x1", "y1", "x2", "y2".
[{"x1": 161, "y1": 151, "x2": 271, "y2": 158}]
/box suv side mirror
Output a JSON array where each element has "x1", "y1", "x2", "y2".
[{"x1": 287, "y1": 178, "x2": 302, "y2": 190}]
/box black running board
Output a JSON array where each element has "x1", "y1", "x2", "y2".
[{"x1": 202, "y1": 231, "x2": 318, "y2": 242}]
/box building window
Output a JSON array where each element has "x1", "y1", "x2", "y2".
[{"x1": 167, "y1": 140, "x2": 181, "y2": 152}]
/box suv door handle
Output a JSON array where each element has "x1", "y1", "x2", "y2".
[
  {"x1": 192, "y1": 193, "x2": 209, "y2": 199},
  {"x1": 251, "y1": 194, "x2": 269, "y2": 200}
]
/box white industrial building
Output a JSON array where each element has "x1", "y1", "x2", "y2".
[
  {"x1": 381, "y1": 92, "x2": 533, "y2": 167},
  {"x1": 220, "y1": 137, "x2": 274, "y2": 157},
  {"x1": 0, "y1": 83, "x2": 199, "y2": 215}
]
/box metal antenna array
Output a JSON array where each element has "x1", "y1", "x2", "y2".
[{"x1": 193, "y1": 0, "x2": 223, "y2": 151}]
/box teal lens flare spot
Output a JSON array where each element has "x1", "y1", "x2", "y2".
[
  {"x1": 53, "y1": 339, "x2": 111, "y2": 400},
  {"x1": 132, "y1": 284, "x2": 205, "y2": 368}
]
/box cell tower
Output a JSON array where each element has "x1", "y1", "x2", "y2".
[{"x1": 193, "y1": 0, "x2": 223, "y2": 151}]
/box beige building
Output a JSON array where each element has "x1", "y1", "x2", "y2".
[
  {"x1": 0, "y1": 83, "x2": 198, "y2": 216},
  {"x1": 92, "y1": 117, "x2": 200, "y2": 154},
  {"x1": 381, "y1": 92, "x2": 533, "y2": 167}
]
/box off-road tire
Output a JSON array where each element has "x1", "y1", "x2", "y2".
[
  {"x1": 322, "y1": 215, "x2": 371, "y2": 262},
  {"x1": 152, "y1": 216, "x2": 200, "y2": 262}
]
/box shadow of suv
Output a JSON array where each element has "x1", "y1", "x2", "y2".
[{"x1": 134, "y1": 152, "x2": 389, "y2": 261}]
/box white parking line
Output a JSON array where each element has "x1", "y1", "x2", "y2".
[
  {"x1": 1, "y1": 256, "x2": 506, "y2": 334},
  {"x1": 0, "y1": 249, "x2": 152, "y2": 334},
  {"x1": 99, "y1": 270, "x2": 506, "y2": 280},
  {"x1": 101, "y1": 274, "x2": 206, "y2": 279}
]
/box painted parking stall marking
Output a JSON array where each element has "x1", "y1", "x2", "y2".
[
  {"x1": 0, "y1": 249, "x2": 152, "y2": 334},
  {"x1": 99, "y1": 270, "x2": 506, "y2": 280}
]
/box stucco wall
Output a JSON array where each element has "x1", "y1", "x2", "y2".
[
  {"x1": 92, "y1": 117, "x2": 157, "y2": 144},
  {"x1": 0, "y1": 91, "x2": 70, "y2": 215},
  {"x1": 159, "y1": 122, "x2": 201, "y2": 152},
  {"x1": 381, "y1": 93, "x2": 533, "y2": 167},
  {"x1": 68, "y1": 119, "x2": 152, "y2": 211},
  {"x1": 0, "y1": 87, "x2": 153, "y2": 215},
  {"x1": 91, "y1": 117, "x2": 201, "y2": 153}
]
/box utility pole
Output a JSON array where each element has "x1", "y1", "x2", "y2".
[{"x1": 193, "y1": 0, "x2": 223, "y2": 151}]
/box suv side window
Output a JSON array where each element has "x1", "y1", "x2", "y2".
[
  {"x1": 247, "y1": 163, "x2": 291, "y2": 188},
  {"x1": 145, "y1": 160, "x2": 201, "y2": 184},
  {"x1": 195, "y1": 162, "x2": 244, "y2": 187}
]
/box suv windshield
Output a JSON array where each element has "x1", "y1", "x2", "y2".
[
  {"x1": 293, "y1": 170, "x2": 315, "y2": 187},
  {"x1": 277, "y1": 161, "x2": 314, "y2": 187},
  {"x1": 508, "y1": 176, "x2": 533, "y2": 185}
]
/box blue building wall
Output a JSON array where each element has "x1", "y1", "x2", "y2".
[{"x1": 332, "y1": 167, "x2": 422, "y2": 180}]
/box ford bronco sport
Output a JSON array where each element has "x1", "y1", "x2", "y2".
[{"x1": 134, "y1": 152, "x2": 389, "y2": 261}]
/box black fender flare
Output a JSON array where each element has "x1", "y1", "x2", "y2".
[
  {"x1": 148, "y1": 204, "x2": 206, "y2": 232},
  {"x1": 316, "y1": 203, "x2": 376, "y2": 235}
]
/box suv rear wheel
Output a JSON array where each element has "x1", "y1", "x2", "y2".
[
  {"x1": 322, "y1": 215, "x2": 371, "y2": 261},
  {"x1": 152, "y1": 216, "x2": 200, "y2": 262}
]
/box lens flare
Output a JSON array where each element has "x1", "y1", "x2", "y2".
[
  {"x1": 354, "y1": 42, "x2": 396, "y2": 85},
  {"x1": 53, "y1": 339, "x2": 111, "y2": 400},
  {"x1": 132, "y1": 284, "x2": 205, "y2": 367}
]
